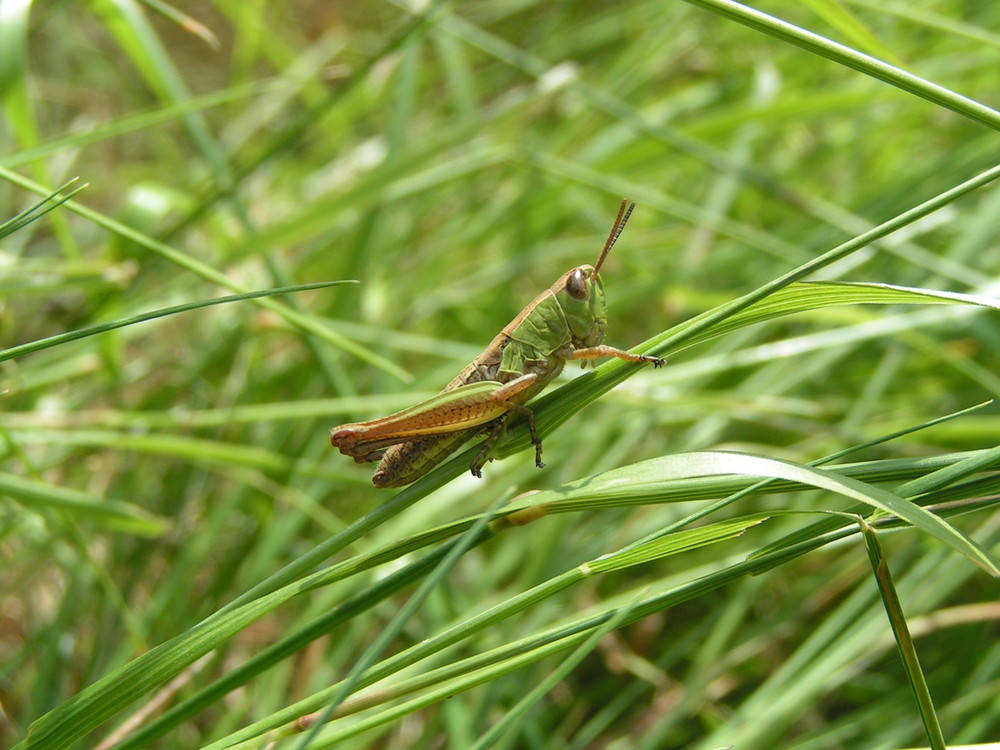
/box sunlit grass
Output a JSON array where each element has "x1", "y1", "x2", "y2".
[{"x1": 2, "y1": 2, "x2": 999, "y2": 749}]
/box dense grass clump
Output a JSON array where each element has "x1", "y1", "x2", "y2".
[{"x1": 2, "y1": 2, "x2": 998, "y2": 749}]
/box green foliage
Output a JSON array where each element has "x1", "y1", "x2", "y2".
[{"x1": 2, "y1": 1, "x2": 999, "y2": 749}]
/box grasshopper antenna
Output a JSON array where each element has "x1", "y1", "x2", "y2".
[{"x1": 591, "y1": 199, "x2": 636, "y2": 278}]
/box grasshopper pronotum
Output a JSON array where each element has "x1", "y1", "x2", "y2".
[{"x1": 331, "y1": 200, "x2": 664, "y2": 487}]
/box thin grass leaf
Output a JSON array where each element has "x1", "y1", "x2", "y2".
[
  {"x1": 844, "y1": 0, "x2": 1000, "y2": 50},
  {"x1": 0, "y1": 280, "x2": 355, "y2": 363},
  {"x1": 139, "y1": 0, "x2": 220, "y2": 51},
  {"x1": 10, "y1": 429, "x2": 349, "y2": 482},
  {"x1": 753, "y1": 411, "x2": 1000, "y2": 560},
  {"x1": 0, "y1": 166, "x2": 408, "y2": 380},
  {"x1": 858, "y1": 518, "x2": 947, "y2": 750},
  {"x1": 0, "y1": 471, "x2": 168, "y2": 536},
  {"x1": 292, "y1": 495, "x2": 509, "y2": 750},
  {"x1": 681, "y1": 0, "x2": 1000, "y2": 130},
  {"x1": 494, "y1": 277, "x2": 1000, "y2": 466},
  {"x1": 185, "y1": 517, "x2": 767, "y2": 750},
  {"x1": 519, "y1": 452, "x2": 998, "y2": 575},
  {"x1": 0, "y1": 179, "x2": 86, "y2": 239},
  {"x1": 92, "y1": 0, "x2": 232, "y2": 186},
  {"x1": 797, "y1": 0, "x2": 906, "y2": 66},
  {"x1": 466, "y1": 594, "x2": 644, "y2": 750},
  {"x1": 0, "y1": 81, "x2": 277, "y2": 171},
  {"x1": 0, "y1": 0, "x2": 83, "y2": 260}
]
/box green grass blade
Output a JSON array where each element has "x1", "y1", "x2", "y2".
[
  {"x1": 796, "y1": 0, "x2": 905, "y2": 65},
  {"x1": 466, "y1": 594, "x2": 643, "y2": 750},
  {"x1": 496, "y1": 278, "x2": 1000, "y2": 464},
  {"x1": 524, "y1": 452, "x2": 998, "y2": 575},
  {"x1": 189, "y1": 517, "x2": 766, "y2": 750},
  {"x1": 0, "y1": 179, "x2": 86, "y2": 239},
  {"x1": 0, "y1": 470, "x2": 168, "y2": 536},
  {"x1": 682, "y1": 0, "x2": 1000, "y2": 130},
  {"x1": 0, "y1": 166, "x2": 408, "y2": 380},
  {"x1": 92, "y1": 0, "x2": 232, "y2": 187},
  {"x1": 858, "y1": 519, "x2": 947, "y2": 750},
  {"x1": 0, "y1": 281, "x2": 355, "y2": 363}
]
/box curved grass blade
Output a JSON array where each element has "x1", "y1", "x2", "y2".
[{"x1": 521, "y1": 452, "x2": 998, "y2": 576}]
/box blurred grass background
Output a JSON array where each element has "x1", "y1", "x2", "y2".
[{"x1": 2, "y1": 1, "x2": 999, "y2": 748}]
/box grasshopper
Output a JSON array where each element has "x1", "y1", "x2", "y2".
[{"x1": 331, "y1": 200, "x2": 664, "y2": 488}]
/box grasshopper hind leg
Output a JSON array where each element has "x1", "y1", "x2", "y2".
[
  {"x1": 470, "y1": 420, "x2": 505, "y2": 478},
  {"x1": 506, "y1": 401, "x2": 545, "y2": 469},
  {"x1": 470, "y1": 404, "x2": 545, "y2": 478}
]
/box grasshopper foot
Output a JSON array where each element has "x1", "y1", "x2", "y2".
[{"x1": 646, "y1": 356, "x2": 667, "y2": 368}]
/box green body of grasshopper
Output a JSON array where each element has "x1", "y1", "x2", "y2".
[{"x1": 331, "y1": 200, "x2": 663, "y2": 488}]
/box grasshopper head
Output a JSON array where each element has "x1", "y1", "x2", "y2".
[
  {"x1": 557, "y1": 199, "x2": 635, "y2": 347},
  {"x1": 557, "y1": 264, "x2": 607, "y2": 346}
]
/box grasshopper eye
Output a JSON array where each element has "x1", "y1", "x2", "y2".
[{"x1": 566, "y1": 268, "x2": 589, "y2": 300}]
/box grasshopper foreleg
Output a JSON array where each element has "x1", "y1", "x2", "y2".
[{"x1": 566, "y1": 345, "x2": 665, "y2": 368}]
